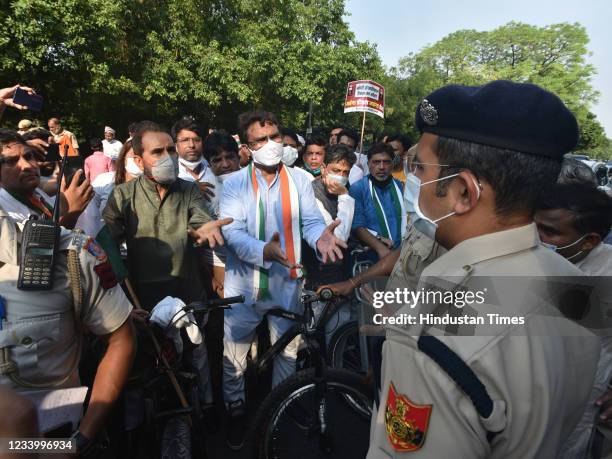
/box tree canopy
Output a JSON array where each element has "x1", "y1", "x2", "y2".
[
  {"x1": 1, "y1": 4, "x2": 609, "y2": 158},
  {"x1": 383, "y1": 21, "x2": 609, "y2": 155},
  {"x1": 0, "y1": 0, "x2": 382, "y2": 137}
]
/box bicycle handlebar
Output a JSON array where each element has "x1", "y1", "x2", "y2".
[{"x1": 187, "y1": 295, "x2": 245, "y2": 313}]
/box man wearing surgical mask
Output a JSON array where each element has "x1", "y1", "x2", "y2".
[
  {"x1": 202, "y1": 131, "x2": 241, "y2": 297},
  {"x1": 103, "y1": 121, "x2": 231, "y2": 309},
  {"x1": 368, "y1": 81, "x2": 602, "y2": 458},
  {"x1": 220, "y1": 110, "x2": 347, "y2": 450},
  {"x1": 535, "y1": 185, "x2": 612, "y2": 458},
  {"x1": 536, "y1": 183, "x2": 612, "y2": 271},
  {"x1": 172, "y1": 116, "x2": 218, "y2": 212},
  {"x1": 303, "y1": 143, "x2": 356, "y2": 289}
]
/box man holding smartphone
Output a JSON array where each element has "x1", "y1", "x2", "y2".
[{"x1": 0, "y1": 130, "x2": 93, "y2": 229}]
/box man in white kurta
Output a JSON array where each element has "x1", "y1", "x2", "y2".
[{"x1": 219, "y1": 110, "x2": 346, "y2": 450}]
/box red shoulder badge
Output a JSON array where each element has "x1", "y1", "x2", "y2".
[
  {"x1": 93, "y1": 261, "x2": 118, "y2": 290},
  {"x1": 385, "y1": 382, "x2": 432, "y2": 452}
]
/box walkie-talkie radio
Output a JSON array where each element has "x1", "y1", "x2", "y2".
[
  {"x1": 17, "y1": 145, "x2": 69, "y2": 290},
  {"x1": 17, "y1": 218, "x2": 60, "y2": 289}
]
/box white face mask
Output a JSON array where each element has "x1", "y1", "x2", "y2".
[
  {"x1": 405, "y1": 172, "x2": 479, "y2": 240},
  {"x1": 328, "y1": 174, "x2": 348, "y2": 187},
  {"x1": 216, "y1": 171, "x2": 236, "y2": 183},
  {"x1": 281, "y1": 146, "x2": 299, "y2": 166},
  {"x1": 178, "y1": 157, "x2": 204, "y2": 170},
  {"x1": 125, "y1": 157, "x2": 143, "y2": 177},
  {"x1": 250, "y1": 139, "x2": 284, "y2": 167}
]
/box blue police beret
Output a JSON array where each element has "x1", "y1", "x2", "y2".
[{"x1": 415, "y1": 80, "x2": 579, "y2": 159}]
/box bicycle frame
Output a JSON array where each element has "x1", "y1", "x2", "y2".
[{"x1": 253, "y1": 295, "x2": 345, "y2": 376}]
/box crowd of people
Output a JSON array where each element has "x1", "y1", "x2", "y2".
[{"x1": 0, "y1": 79, "x2": 611, "y2": 458}]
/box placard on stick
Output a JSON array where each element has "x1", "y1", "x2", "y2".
[{"x1": 343, "y1": 80, "x2": 385, "y2": 119}]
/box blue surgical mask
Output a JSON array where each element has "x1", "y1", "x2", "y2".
[
  {"x1": 555, "y1": 234, "x2": 587, "y2": 261},
  {"x1": 404, "y1": 172, "x2": 479, "y2": 240}
]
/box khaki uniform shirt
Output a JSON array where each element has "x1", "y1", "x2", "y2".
[
  {"x1": 368, "y1": 223, "x2": 602, "y2": 459},
  {"x1": 103, "y1": 176, "x2": 211, "y2": 285},
  {"x1": 0, "y1": 210, "x2": 132, "y2": 390}
]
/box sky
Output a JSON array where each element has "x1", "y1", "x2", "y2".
[{"x1": 344, "y1": 0, "x2": 612, "y2": 137}]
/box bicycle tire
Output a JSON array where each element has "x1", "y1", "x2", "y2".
[
  {"x1": 160, "y1": 415, "x2": 192, "y2": 459},
  {"x1": 328, "y1": 321, "x2": 365, "y2": 374},
  {"x1": 251, "y1": 368, "x2": 373, "y2": 459}
]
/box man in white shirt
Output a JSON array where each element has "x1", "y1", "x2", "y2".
[
  {"x1": 171, "y1": 117, "x2": 218, "y2": 214},
  {"x1": 535, "y1": 182, "x2": 612, "y2": 459},
  {"x1": 102, "y1": 126, "x2": 123, "y2": 160}
]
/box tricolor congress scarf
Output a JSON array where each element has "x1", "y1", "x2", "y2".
[
  {"x1": 368, "y1": 177, "x2": 406, "y2": 243},
  {"x1": 249, "y1": 163, "x2": 302, "y2": 300}
]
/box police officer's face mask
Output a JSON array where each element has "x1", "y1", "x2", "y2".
[{"x1": 405, "y1": 172, "x2": 480, "y2": 240}]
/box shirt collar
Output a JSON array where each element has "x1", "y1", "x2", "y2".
[
  {"x1": 0, "y1": 208, "x2": 19, "y2": 265},
  {"x1": 138, "y1": 174, "x2": 178, "y2": 194},
  {"x1": 424, "y1": 223, "x2": 540, "y2": 275}
]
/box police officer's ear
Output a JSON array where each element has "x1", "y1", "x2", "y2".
[{"x1": 449, "y1": 170, "x2": 482, "y2": 216}]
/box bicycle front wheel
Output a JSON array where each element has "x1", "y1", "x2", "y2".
[{"x1": 251, "y1": 368, "x2": 373, "y2": 459}]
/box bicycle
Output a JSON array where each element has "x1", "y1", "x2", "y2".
[
  {"x1": 325, "y1": 244, "x2": 374, "y2": 376},
  {"x1": 246, "y1": 288, "x2": 373, "y2": 459},
  {"x1": 118, "y1": 294, "x2": 244, "y2": 459}
]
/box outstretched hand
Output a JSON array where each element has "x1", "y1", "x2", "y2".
[
  {"x1": 188, "y1": 218, "x2": 233, "y2": 248},
  {"x1": 316, "y1": 220, "x2": 348, "y2": 263},
  {"x1": 263, "y1": 232, "x2": 302, "y2": 270}
]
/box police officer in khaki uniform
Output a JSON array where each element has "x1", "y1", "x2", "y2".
[
  {"x1": 0, "y1": 205, "x2": 135, "y2": 452},
  {"x1": 367, "y1": 81, "x2": 603, "y2": 458}
]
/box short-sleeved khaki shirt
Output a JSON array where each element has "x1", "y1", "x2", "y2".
[
  {"x1": 0, "y1": 210, "x2": 132, "y2": 390},
  {"x1": 368, "y1": 224, "x2": 602, "y2": 458}
]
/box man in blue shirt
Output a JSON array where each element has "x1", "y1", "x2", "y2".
[{"x1": 350, "y1": 142, "x2": 406, "y2": 261}]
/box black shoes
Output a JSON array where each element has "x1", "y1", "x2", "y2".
[{"x1": 226, "y1": 399, "x2": 247, "y2": 451}]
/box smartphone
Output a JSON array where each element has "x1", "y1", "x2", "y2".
[
  {"x1": 45, "y1": 144, "x2": 61, "y2": 162},
  {"x1": 12, "y1": 87, "x2": 43, "y2": 112},
  {"x1": 64, "y1": 157, "x2": 86, "y2": 187}
]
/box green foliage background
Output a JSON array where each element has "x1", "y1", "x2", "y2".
[{"x1": 0, "y1": 1, "x2": 609, "y2": 158}]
